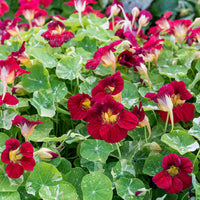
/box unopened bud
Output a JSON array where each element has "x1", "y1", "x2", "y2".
[
  {"x1": 131, "y1": 7, "x2": 140, "y2": 18},
  {"x1": 135, "y1": 188, "x2": 147, "y2": 196},
  {"x1": 34, "y1": 148, "x2": 59, "y2": 161},
  {"x1": 150, "y1": 142, "x2": 162, "y2": 152}
]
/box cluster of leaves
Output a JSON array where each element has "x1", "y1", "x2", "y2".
[{"x1": 1, "y1": 1, "x2": 200, "y2": 200}]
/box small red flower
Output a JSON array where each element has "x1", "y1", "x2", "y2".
[
  {"x1": 12, "y1": 115, "x2": 43, "y2": 142},
  {"x1": 85, "y1": 40, "x2": 122, "y2": 71},
  {"x1": 41, "y1": 20, "x2": 74, "y2": 47},
  {"x1": 106, "y1": 0, "x2": 123, "y2": 19},
  {"x1": 152, "y1": 153, "x2": 193, "y2": 194},
  {"x1": 91, "y1": 71, "x2": 124, "y2": 103},
  {"x1": 1, "y1": 139, "x2": 35, "y2": 179},
  {"x1": 0, "y1": 0, "x2": 9, "y2": 17},
  {"x1": 32, "y1": 9, "x2": 48, "y2": 27},
  {"x1": 67, "y1": 93, "x2": 94, "y2": 121},
  {"x1": 39, "y1": 0, "x2": 53, "y2": 8},
  {"x1": 86, "y1": 95, "x2": 138, "y2": 143},
  {"x1": 145, "y1": 81, "x2": 195, "y2": 129},
  {"x1": 0, "y1": 92, "x2": 19, "y2": 106}
]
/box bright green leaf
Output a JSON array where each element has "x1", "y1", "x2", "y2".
[
  {"x1": 0, "y1": 191, "x2": 20, "y2": 200},
  {"x1": 81, "y1": 158, "x2": 105, "y2": 173},
  {"x1": 189, "y1": 117, "x2": 200, "y2": 141},
  {"x1": 0, "y1": 132, "x2": 9, "y2": 152}
]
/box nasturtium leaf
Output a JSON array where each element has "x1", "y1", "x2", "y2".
[
  {"x1": 148, "y1": 72, "x2": 165, "y2": 91},
  {"x1": 195, "y1": 95, "x2": 200, "y2": 114},
  {"x1": 22, "y1": 62, "x2": 50, "y2": 92},
  {"x1": 57, "y1": 158, "x2": 72, "y2": 175},
  {"x1": 26, "y1": 162, "x2": 62, "y2": 197},
  {"x1": 16, "y1": 98, "x2": 30, "y2": 112},
  {"x1": 111, "y1": 159, "x2": 135, "y2": 182},
  {"x1": 115, "y1": 177, "x2": 145, "y2": 200},
  {"x1": 29, "y1": 47, "x2": 57, "y2": 68},
  {"x1": 77, "y1": 36, "x2": 97, "y2": 54},
  {"x1": 161, "y1": 130, "x2": 199, "y2": 155},
  {"x1": 189, "y1": 117, "x2": 200, "y2": 141},
  {"x1": 64, "y1": 167, "x2": 87, "y2": 200},
  {"x1": 30, "y1": 90, "x2": 56, "y2": 117},
  {"x1": 75, "y1": 47, "x2": 93, "y2": 63},
  {"x1": 0, "y1": 109, "x2": 18, "y2": 130},
  {"x1": 192, "y1": 173, "x2": 200, "y2": 199},
  {"x1": 81, "y1": 172, "x2": 113, "y2": 200},
  {"x1": 18, "y1": 186, "x2": 38, "y2": 200},
  {"x1": 86, "y1": 25, "x2": 110, "y2": 41},
  {"x1": 79, "y1": 76, "x2": 100, "y2": 95},
  {"x1": 49, "y1": 76, "x2": 68, "y2": 102},
  {"x1": 141, "y1": 98, "x2": 159, "y2": 111},
  {"x1": 143, "y1": 153, "x2": 164, "y2": 176},
  {"x1": 56, "y1": 55, "x2": 82, "y2": 80},
  {"x1": 0, "y1": 162, "x2": 23, "y2": 192},
  {"x1": 157, "y1": 50, "x2": 173, "y2": 67},
  {"x1": 94, "y1": 63, "x2": 112, "y2": 76},
  {"x1": 39, "y1": 181, "x2": 78, "y2": 200},
  {"x1": 23, "y1": 115, "x2": 53, "y2": 142},
  {"x1": 80, "y1": 139, "x2": 113, "y2": 163},
  {"x1": 0, "y1": 132, "x2": 9, "y2": 151},
  {"x1": 86, "y1": 14, "x2": 109, "y2": 28},
  {"x1": 122, "y1": 80, "x2": 139, "y2": 109},
  {"x1": 80, "y1": 158, "x2": 105, "y2": 173},
  {"x1": 0, "y1": 191, "x2": 21, "y2": 200}
]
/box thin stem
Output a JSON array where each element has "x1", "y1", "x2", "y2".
[
  {"x1": 112, "y1": 16, "x2": 115, "y2": 31},
  {"x1": 164, "y1": 112, "x2": 170, "y2": 134},
  {"x1": 28, "y1": 20, "x2": 32, "y2": 29},
  {"x1": 144, "y1": 126, "x2": 147, "y2": 143},
  {"x1": 116, "y1": 143, "x2": 121, "y2": 160},
  {"x1": 193, "y1": 148, "x2": 200, "y2": 167}
]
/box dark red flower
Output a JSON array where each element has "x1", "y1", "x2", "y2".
[
  {"x1": 12, "y1": 115, "x2": 43, "y2": 142},
  {"x1": 0, "y1": 0, "x2": 9, "y2": 17},
  {"x1": 153, "y1": 153, "x2": 193, "y2": 194},
  {"x1": 86, "y1": 95, "x2": 138, "y2": 143},
  {"x1": 145, "y1": 81, "x2": 195, "y2": 129},
  {"x1": 0, "y1": 92, "x2": 19, "y2": 106},
  {"x1": 65, "y1": 0, "x2": 97, "y2": 9},
  {"x1": 106, "y1": 0, "x2": 123, "y2": 19},
  {"x1": 85, "y1": 40, "x2": 122, "y2": 72},
  {"x1": 67, "y1": 93, "x2": 94, "y2": 121},
  {"x1": 91, "y1": 71, "x2": 124, "y2": 103},
  {"x1": 39, "y1": 0, "x2": 53, "y2": 8},
  {"x1": 41, "y1": 20, "x2": 74, "y2": 47},
  {"x1": 0, "y1": 19, "x2": 11, "y2": 45},
  {"x1": 32, "y1": 9, "x2": 48, "y2": 27},
  {"x1": 1, "y1": 139, "x2": 35, "y2": 178}
]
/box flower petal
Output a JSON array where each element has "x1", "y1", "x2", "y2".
[
  {"x1": 5, "y1": 138, "x2": 20, "y2": 150},
  {"x1": 162, "y1": 153, "x2": 181, "y2": 170},
  {"x1": 180, "y1": 157, "x2": 193, "y2": 174},
  {"x1": 176, "y1": 173, "x2": 192, "y2": 190},
  {"x1": 20, "y1": 157, "x2": 35, "y2": 171},
  {"x1": 87, "y1": 120, "x2": 103, "y2": 140},
  {"x1": 152, "y1": 171, "x2": 172, "y2": 189},
  {"x1": 20, "y1": 142, "x2": 34, "y2": 157},
  {"x1": 6, "y1": 163, "x2": 24, "y2": 179},
  {"x1": 1, "y1": 148, "x2": 10, "y2": 164},
  {"x1": 164, "y1": 176, "x2": 183, "y2": 194}
]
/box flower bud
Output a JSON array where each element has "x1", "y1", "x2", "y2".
[
  {"x1": 150, "y1": 142, "x2": 162, "y2": 152},
  {"x1": 131, "y1": 7, "x2": 140, "y2": 18},
  {"x1": 34, "y1": 148, "x2": 59, "y2": 161}
]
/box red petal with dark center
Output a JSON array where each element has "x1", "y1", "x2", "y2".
[
  {"x1": 162, "y1": 153, "x2": 181, "y2": 170},
  {"x1": 85, "y1": 58, "x2": 100, "y2": 70},
  {"x1": 61, "y1": 31, "x2": 74, "y2": 42},
  {"x1": 176, "y1": 173, "x2": 192, "y2": 190},
  {"x1": 20, "y1": 157, "x2": 35, "y2": 171},
  {"x1": 49, "y1": 34, "x2": 64, "y2": 47},
  {"x1": 6, "y1": 163, "x2": 24, "y2": 179},
  {"x1": 5, "y1": 138, "x2": 20, "y2": 150},
  {"x1": 117, "y1": 110, "x2": 138, "y2": 130},
  {"x1": 180, "y1": 157, "x2": 193, "y2": 174},
  {"x1": 152, "y1": 171, "x2": 172, "y2": 189},
  {"x1": 20, "y1": 142, "x2": 34, "y2": 157},
  {"x1": 91, "y1": 85, "x2": 108, "y2": 103},
  {"x1": 87, "y1": 120, "x2": 103, "y2": 140},
  {"x1": 41, "y1": 30, "x2": 52, "y2": 40},
  {"x1": 0, "y1": 93, "x2": 19, "y2": 105},
  {"x1": 1, "y1": 149, "x2": 10, "y2": 164},
  {"x1": 145, "y1": 92, "x2": 158, "y2": 103},
  {"x1": 178, "y1": 103, "x2": 195, "y2": 122},
  {"x1": 99, "y1": 124, "x2": 127, "y2": 143},
  {"x1": 164, "y1": 176, "x2": 183, "y2": 194}
]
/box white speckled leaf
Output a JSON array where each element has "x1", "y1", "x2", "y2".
[{"x1": 189, "y1": 117, "x2": 200, "y2": 141}]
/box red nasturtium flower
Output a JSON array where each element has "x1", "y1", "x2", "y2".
[
  {"x1": 0, "y1": 92, "x2": 19, "y2": 106},
  {"x1": 0, "y1": 57, "x2": 30, "y2": 100},
  {"x1": 41, "y1": 20, "x2": 74, "y2": 47},
  {"x1": 86, "y1": 95, "x2": 138, "y2": 143},
  {"x1": 91, "y1": 71, "x2": 124, "y2": 103},
  {"x1": 152, "y1": 153, "x2": 193, "y2": 194},
  {"x1": 12, "y1": 115, "x2": 43, "y2": 142},
  {"x1": 67, "y1": 93, "x2": 94, "y2": 121},
  {"x1": 0, "y1": 0, "x2": 9, "y2": 17},
  {"x1": 145, "y1": 81, "x2": 195, "y2": 130},
  {"x1": 1, "y1": 139, "x2": 35, "y2": 178},
  {"x1": 85, "y1": 40, "x2": 122, "y2": 73}
]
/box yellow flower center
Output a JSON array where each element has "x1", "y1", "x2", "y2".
[
  {"x1": 9, "y1": 148, "x2": 22, "y2": 163},
  {"x1": 171, "y1": 94, "x2": 184, "y2": 107},
  {"x1": 82, "y1": 99, "x2": 91, "y2": 110},
  {"x1": 102, "y1": 109, "x2": 117, "y2": 124},
  {"x1": 167, "y1": 165, "x2": 179, "y2": 176}
]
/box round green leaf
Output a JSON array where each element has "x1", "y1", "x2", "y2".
[
  {"x1": 29, "y1": 47, "x2": 57, "y2": 69},
  {"x1": 0, "y1": 191, "x2": 20, "y2": 200},
  {"x1": 0, "y1": 162, "x2": 23, "y2": 192},
  {"x1": 195, "y1": 95, "x2": 200, "y2": 114},
  {"x1": 57, "y1": 158, "x2": 72, "y2": 175},
  {"x1": 116, "y1": 177, "x2": 145, "y2": 200},
  {"x1": 56, "y1": 55, "x2": 82, "y2": 80},
  {"x1": 80, "y1": 139, "x2": 113, "y2": 163},
  {"x1": 81, "y1": 172, "x2": 113, "y2": 200},
  {"x1": 189, "y1": 117, "x2": 200, "y2": 141},
  {"x1": 111, "y1": 159, "x2": 135, "y2": 181},
  {"x1": 22, "y1": 62, "x2": 50, "y2": 92},
  {"x1": 26, "y1": 162, "x2": 62, "y2": 197},
  {"x1": 142, "y1": 153, "x2": 164, "y2": 176},
  {"x1": 0, "y1": 132, "x2": 9, "y2": 152},
  {"x1": 39, "y1": 181, "x2": 78, "y2": 200},
  {"x1": 30, "y1": 90, "x2": 56, "y2": 117},
  {"x1": 161, "y1": 130, "x2": 199, "y2": 155},
  {"x1": 122, "y1": 80, "x2": 139, "y2": 109}
]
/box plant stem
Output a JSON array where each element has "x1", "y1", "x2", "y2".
[
  {"x1": 164, "y1": 111, "x2": 170, "y2": 134},
  {"x1": 116, "y1": 143, "x2": 121, "y2": 160},
  {"x1": 144, "y1": 126, "x2": 147, "y2": 143},
  {"x1": 193, "y1": 148, "x2": 200, "y2": 167}
]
